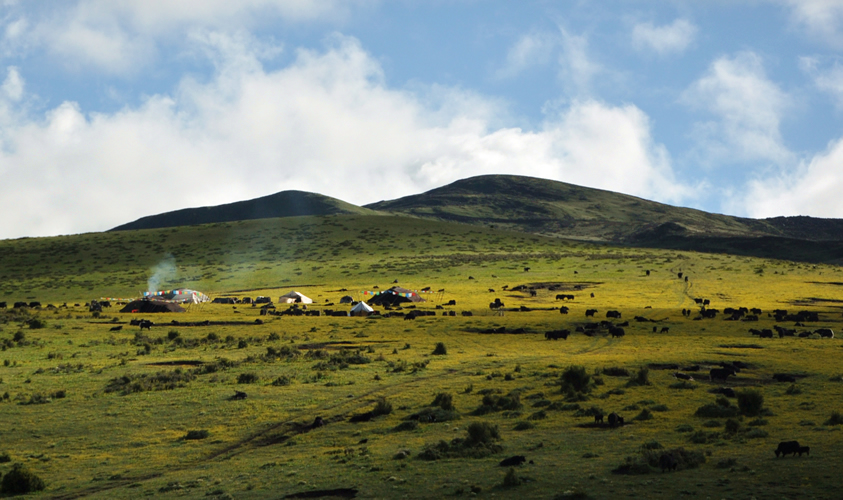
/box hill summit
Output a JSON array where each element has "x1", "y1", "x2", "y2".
[{"x1": 111, "y1": 190, "x2": 376, "y2": 231}]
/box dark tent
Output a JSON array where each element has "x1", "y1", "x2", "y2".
[
  {"x1": 339, "y1": 295, "x2": 354, "y2": 304},
  {"x1": 367, "y1": 287, "x2": 426, "y2": 307},
  {"x1": 212, "y1": 297, "x2": 238, "y2": 304},
  {"x1": 120, "y1": 299, "x2": 185, "y2": 313}
]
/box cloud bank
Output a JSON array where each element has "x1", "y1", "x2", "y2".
[{"x1": 0, "y1": 34, "x2": 689, "y2": 239}]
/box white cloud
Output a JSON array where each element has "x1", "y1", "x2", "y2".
[
  {"x1": 557, "y1": 29, "x2": 601, "y2": 95},
  {"x1": 779, "y1": 0, "x2": 843, "y2": 46},
  {"x1": 632, "y1": 19, "x2": 697, "y2": 56},
  {"x1": 740, "y1": 137, "x2": 843, "y2": 217},
  {"x1": 0, "y1": 34, "x2": 690, "y2": 239},
  {"x1": 800, "y1": 55, "x2": 843, "y2": 107},
  {"x1": 2, "y1": 67, "x2": 23, "y2": 101},
  {"x1": 496, "y1": 31, "x2": 557, "y2": 79},
  {"x1": 2, "y1": 0, "x2": 371, "y2": 74},
  {"x1": 681, "y1": 52, "x2": 793, "y2": 166}
]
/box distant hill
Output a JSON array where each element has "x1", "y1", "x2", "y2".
[
  {"x1": 108, "y1": 174, "x2": 843, "y2": 264},
  {"x1": 110, "y1": 190, "x2": 377, "y2": 231},
  {"x1": 365, "y1": 175, "x2": 843, "y2": 263}
]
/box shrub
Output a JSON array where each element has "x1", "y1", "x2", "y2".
[
  {"x1": 372, "y1": 397, "x2": 393, "y2": 417},
  {"x1": 669, "y1": 380, "x2": 696, "y2": 390},
  {"x1": 626, "y1": 367, "x2": 650, "y2": 387},
  {"x1": 431, "y1": 392, "x2": 454, "y2": 411},
  {"x1": 237, "y1": 373, "x2": 258, "y2": 384},
  {"x1": 745, "y1": 428, "x2": 768, "y2": 438},
  {"x1": 649, "y1": 404, "x2": 669, "y2": 412},
  {"x1": 688, "y1": 431, "x2": 719, "y2": 444},
  {"x1": 432, "y1": 342, "x2": 447, "y2": 355},
  {"x1": 602, "y1": 367, "x2": 629, "y2": 377},
  {"x1": 167, "y1": 330, "x2": 180, "y2": 340},
  {"x1": 528, "y1": 410, "x2": 548, "y2": 420},
  {"x1": 695, "y1": 397, "x2": 739, "y2": 418},
  {"x1": 0, "y1": 452, "x2": 10, "y2": 463},
  {"x1": 474, "y1": 391, "x2": 522, "y2": 415},
  {"x1": 0, "y1": 463, "x2": 45, "y2": 495},
  {"x1": 716, "y1": 458, "x2": 738, "y2": 469},
  {"x1": 502, "y1": 468, "x2": 521, "y2": 488},
  {"x1": 392, "y1": 421, "x2": 419, "y2": 432},
  {"x1": 12, "y1": 331, "x2": 25, "y2": 342},
  {"x1": 27, "y1": 319, "x2": 46, "y2": 330},
  {"x1": 513, "y1": 421, "x2": 535, "y2": 431},
  {"x1": 736, "y1": 389, "x2": 764, "y2": 417},
  {"x1": 825, "y1": 410, "x2": 843, "y2": 426},
  {"x1": 184, "y1": 430, "x2": 209, "y2": 440},
  {"x1": 465, "y1": 421, "x2": 500, "y2": 446},
  {"x1": 633, "y1": 408, "x2": 653, "y2": 421},
  {"x1": 560, "y1": 365, "x2": 592, "y2": 395},
  {"x1": 724, "y1": 419, "x2": 740, "y2": 434},
  {"x1": 674, "y1": 424, "x2": 694, "y2": 433},
  {"x1": 784, "y1": 384, "x2": 802, "y2": 395},
  {"x1": 271, "y1": 376, "x2": 292, "y2": 386}
]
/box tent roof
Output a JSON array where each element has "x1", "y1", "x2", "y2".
[
  {"x1": 279, "y1": 291, "x2": 313, "y2": 303},
  {"x1": 120, "y1": 299, "x2": 185, "y2": 313},
  {"x1": 351, "y1": 301, "x2": 374, "y2": 313}
]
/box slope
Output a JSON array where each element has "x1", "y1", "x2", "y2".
[
  {"x1": 110, "y1": 190, "x2": 378, "y2": 231},
  {"x1": 365, "y1": 175, "x2": 843, "y2": 263}
]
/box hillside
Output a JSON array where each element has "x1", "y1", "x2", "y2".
[
  {"x1": 365, "y1": 175, "x2": 843, "y2": 263},
  {"x1": 110, "y1": 190, "x2": 377, "y2": 231}
]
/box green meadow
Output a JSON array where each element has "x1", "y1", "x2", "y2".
[{"x1": 1, "y1": 214, "x2": 842, "y2": 499}]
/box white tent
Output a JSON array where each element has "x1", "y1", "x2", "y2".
[
  {"x1": 149, "y1": 288, "x2": 210, "y2": 304},
  {"x1": 279, "y1": 291, "x2": 313, "y2": 304},
  {"x1": 350, "y1": 301, "x2": 374, "y2": 316}
]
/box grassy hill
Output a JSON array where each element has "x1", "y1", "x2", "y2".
[
  {"x1": 111, "y1": 190, "x2": 378, "y2": 231},
  {"x1": 365, "y1": 175, "x2": 843, "y2": 263}
]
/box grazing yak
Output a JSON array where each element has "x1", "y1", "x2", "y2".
[
  {"x1": 559, "y1": 306, "x2": 569, "y2": 315},
  {"x1": 139, "y1": 320, "x2": 154, "y2": 331},
  {"x1": 608, "y1": 412, "x2": 624, "y2": 428},
  {"x1": 609, "y1": 327, "x2": 625, "y2": 338},
  {"x1": 545, "y1": 330, "x2": 570, "y2": 340},
  {"x1": 499, "y1": 456, "x2": 527, "y2": 467},
  {"x1": 585, "y1": 309, "x2": 598, "y2": 317},
  {"x1": 775, "y1": 441, "x2": 807, "y2": 458},
  {"x1": 709, "y1": 367, "x2": 736, "y2": 382},
  {"x1": 815, "y1": 328, "x2": 834, "y2": 338},
  {"x1": 659, "y1": 453, "x2": 678, "y2": 472},
  {"x1": 606, "y1": 310, "x2": 621, "y2": 319},
  {"x1": 109, "y1": 325, "x2": 123, "y2": 332}
]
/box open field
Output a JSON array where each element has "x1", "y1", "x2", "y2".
[{"x1": 1, "y1": 215, "x2": 843, "y2": 498}]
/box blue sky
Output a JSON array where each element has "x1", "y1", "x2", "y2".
[{"x1": 2, "y1": 0, "x2": 843, "y2": 239}]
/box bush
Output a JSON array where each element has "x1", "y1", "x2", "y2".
[
  {"x1": 785, "y1": 384, "x2": 802, "y2": 395},
  {"x1": 271, "y1": 376, "x2": 292, "y2": 386},
  {"x1": 502, "y1": 468, "x2": 521, "y2": 488},
  {"x1": 560, "y1": 365, "x2": 592, "y2": 396},
  {"x1": 633, "y1": 408, "x2": 653, "y2": 421},
  {"x1": 0, "y1": 463, "x2": 45, "y2": 495},
  {"x1": 669, "y1": 380, "x2": 696, "y2": 390},
  {"x1": 474, "y1": 391, "x2": 522, "y2": 415},
  {"x1": 513, "y1": 421, "x2": 535, "y2": 431},
  {"x1": 465, "y1": 421, "x2": 500, "y2": 446},
  {"x1": 675, "y1": 424, "x2": 694, "y2": 433},
  {"x1": 724, "y1": 419, "x2": 740, "y2": 434},
  {"x1": 392, "y1": 421, "x2": 419, "y2": 432},
  {"x1": 602, "y1": 367, "x2": 629, "y2": 377},
  {"x1": 27, "y1": 319, "x2": 46, "y2": 330},
  {"x1": 431, "y1": 392, "x2": 454, "y2": 411},
  {"x1": 432, "y1": 342, "x2": 447, "y2": 355},
  {"x1": 736, "y1": 389, "x2": 764, "y2": 417},
  {"x1": 167, "y1": 330, "x2": 180, "y2": 340},
  {"x1": 184, "y1": 430, "x2": 209, "y2": 440},
  {"x1": 825, "y1": 410, "x2": 843, "y2": 426},
  {"x1": 237, "y1": 373, "x2": 258, "y2": 384},
  {"x1": 0, "y1": 452, "x2": 10, "y2": 463},
  {"x1": 695, "y1": 397, "x2": 739, "y2": 418},
  {"x1": 626, "y1": 367, "x2": 650, "y2": 387},
  {"x1": 745, "y1": 428, "x2": 768, "y2": 438},
  {"x1": 372, "y1": 397, "x2": 393, "y2": 417}
]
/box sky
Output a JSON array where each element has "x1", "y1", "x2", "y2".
[{"x1": 3, "y1": 0, "x2": 843, "y2": 239}]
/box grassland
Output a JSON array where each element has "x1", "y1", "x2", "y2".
[{"x1": 1, "y1": 214, "x2": 842, "y2": 499}]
